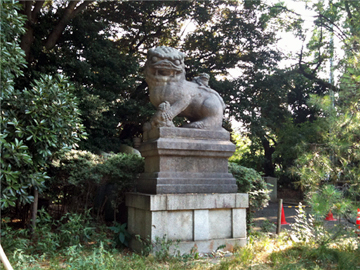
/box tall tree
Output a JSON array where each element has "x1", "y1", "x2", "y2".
[
  {"x1": 16, "y1": 1, "x2": 219, "y2": 152},
  {"x1": 1, "y1": 1, "x2": 86, "y2": 226},
  {"x1": 15, "y1": 0, "x2": 311, "y2": 165},
  {"x1": 292, "y1": 0, "x2": 360, "y2": 217},
  {"x1": 184, "y1": 1, "x2": 316, "y2": 177}
]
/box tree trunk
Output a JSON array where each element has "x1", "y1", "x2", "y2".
[
  {"x1": 19, "y1": 1, "x2": 45, "y2": 62},
  {"x1": 262, "y1": 138, "x2": 275, "y2": 177},
  {"x1": 31, "y1": 189, "x2": 39, "y2": 233},
  {"x1": 19, "y1": 1, "x2": 93, "y2": 62},
  {"x1": 20, "y1": 23, "x2": 34, "y2": 62}
]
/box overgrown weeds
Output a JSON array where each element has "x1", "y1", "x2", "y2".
[
  {"x1": 1, "y1": 231, "x2": 359, "y2": 270},
  {"x1": 1, "y1": 209, "x2": 360, "y2": 269}
]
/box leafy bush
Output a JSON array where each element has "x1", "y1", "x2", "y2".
[
  {"x1": 48, "y1": 150, "x2": 144, "y2": 218},
  {"x1": 290, "y1": 203, "x2": 316, "y2": 243},
  {"x1": 229, "y1": 162, "x2": 270, "y2": 210},
  {"x1": 1, "y1": 209, "x2": 107, "y2": 256},
  {"x1": 109, "y1": 223, "x2": 131, "y2": 248},
  {"x1": 0, "y1": 2, "x2": 86, "y2": 210},
  {"x1": 229, "y1": 162, "x2": 270, "y2": 231}
]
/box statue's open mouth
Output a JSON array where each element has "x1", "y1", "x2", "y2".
[{"x1": 154, "y1": 68, "x2": 180, "y2": 77}]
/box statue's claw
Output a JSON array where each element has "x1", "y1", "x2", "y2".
[{"x1": 183, "y1": 121, "x2": 205, "y2": 129}]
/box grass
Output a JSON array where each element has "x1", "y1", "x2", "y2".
[{"x1": 2, "y1": 232, "x2": 359, "y2": 270}]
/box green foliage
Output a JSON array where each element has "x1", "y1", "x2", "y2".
[
  {"x1": 291, "y1": 197, "x2": 356, "y2": 248},
  {"x1": 292, "y1": 72, "x2": 360, "y2": 220},
  {"x1": 15, "y1": 0, "x2": 305, "y2": 155},
  {"x1": 1, "y1": 74, "x2": 86, "y2": 209},
  {"x1": 48, "y1": 150, "x2": 144, "y2": 215},
  {"x1": 16, "y1": 1, "x2": 206, "y2": 152},
  {"x1": 135, "y1": 235, "x2": 181, "y2": 262},
  {"x1": 0, "y1": 3, "x2": 26, "y2": 83},
  {"x1": 230, "y1": 132, "x2": 267, "y2": 173},
  {"x1": 0, "y1": 209, "x2": 106, "y2": 256},
  {"x1": 0, "y1": 2, "x2": 86, "y2": 209},
  {"x1": 2, "y1": 228, "x2": 360, "y2": 269},
  {"x1": 309, "y1": 185, "x2": 353, "y2": 220},
  {"x1": 229, "y1": 162, "x2": 270, "y2": 210},
  {"x1": 50, "y1": 150, "x2": 103, "y2": 187},
  {"x1": 260, "y1": 219, "x2": 276, "y2": 233},
  {"x1": 290, "y1": 203, "x2": 316, "y2": 243},
  {"x1": 109, "y1": 223, "x2": 131, "y2": 248},
  {"x1": 56, "y1": 210, "x2": 101, "y2": 248},
  {"x1": 269, "y1": 244, "x2": 360, "y2": 270},
  {"x1": 290, "y1": 1, "x2": 360, "y2": 228}
]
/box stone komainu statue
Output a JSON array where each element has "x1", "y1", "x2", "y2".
[{"x1": 144, "y1": 46, "x2": 225, "y2": 130}]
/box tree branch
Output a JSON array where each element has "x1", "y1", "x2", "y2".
[
  {"x1": 297, "y1": 46, "x2": 339, "y2": 92},
  {"x1": 344, "y1": 0, "x2": 353, "y2": 24},
  {"x1": 44, "y1": 1, "x2": 93, "y2": 50},
  {"x1": 72, "y1": 1, "x2": 92, "y2": 16},
  {"x1": 264, "y1": 133, "x2": 277, "y2": 146},
  {"x1": 32, "y1": 1, "x2": 45, "y2": 21},
  {"x1": 315, "y1": 14, "x2": 348, "y2": 41}
]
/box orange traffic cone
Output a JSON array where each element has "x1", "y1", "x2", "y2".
[
  {"x1": 356, "y1": 208, "x2": 360, "y2": 236},
  {"x1": 325, "y1": 211, "x2": 337, "y2": 221},
  {"x1": 281, "y1": 205, "x2": 289, "y2": 225}
]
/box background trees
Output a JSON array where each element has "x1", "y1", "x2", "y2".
[
  {"x1": 2, "y1": 0, "x2": 358, "y2": 225},
  {"x1": 14, "y1": 0, "x2": 301, "y2": 155},
  {"x1": 15, "y1": 1, "x2": 215, "y2": 152},
  {"x1": 292, "y1": 0, "x2": 360, "y2": 217}
]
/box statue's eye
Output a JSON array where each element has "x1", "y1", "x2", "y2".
[
  {"x1": 152, "y1": 56, "x2": 158, "y2": 62},
  {"x1": 174, "y1": 60, "x2": 180, "y2": 65}
]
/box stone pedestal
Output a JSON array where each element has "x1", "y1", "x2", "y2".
[
  {"x1": 137, "y1": 127, "x2": 238, "y2": 194},
  {"x1": 127, "y1": 127, "x2": 248, "y2": 254},
  {"x1": 126, "y1": 192, "x2": 248, "y2": 254}
]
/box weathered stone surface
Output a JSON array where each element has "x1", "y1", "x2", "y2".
[
  {"x1": 126, "y1": 193, "x2": 249, "y2": 254},
  {"x1": 232, "y1": 209, "x2": 247, "y2": 238},
  {"x1": 194, "y1": 210, "x2": 210, "y2": 241},
  {"x1": 143, "y1": 46, "x2": 225, "y2": 130},
  {"x1": 137, "y1": 127, "x2": 238, "y2": 194},
  {"x1": 126, "y1": 193, "x2": 249, "y2": 211},
  {"x1": 209, "y1": 209, "x2": 232, "y2": 239}
]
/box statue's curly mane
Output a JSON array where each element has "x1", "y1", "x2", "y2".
[{"x1": 148, "y1": 46, "x2": 185, "y2": 61}]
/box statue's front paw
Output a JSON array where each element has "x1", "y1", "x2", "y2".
[
  {"x1": 183, "y1": 121, "x2": 205, "y2": 129},
  {"x1": 162, "y1": 111, "x2": 173, "y2": 121}
]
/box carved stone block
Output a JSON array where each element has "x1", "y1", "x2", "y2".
[{"x1": 136, "y1": 127, "x2": 238, "y2": 194}]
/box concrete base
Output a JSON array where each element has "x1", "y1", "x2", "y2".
[
  {"x1": 137, "y1": 127, "x2": 238, "y2": 194},
  {"x1": 126, "y1": 192, "x2": 249, "y2": 254}
]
